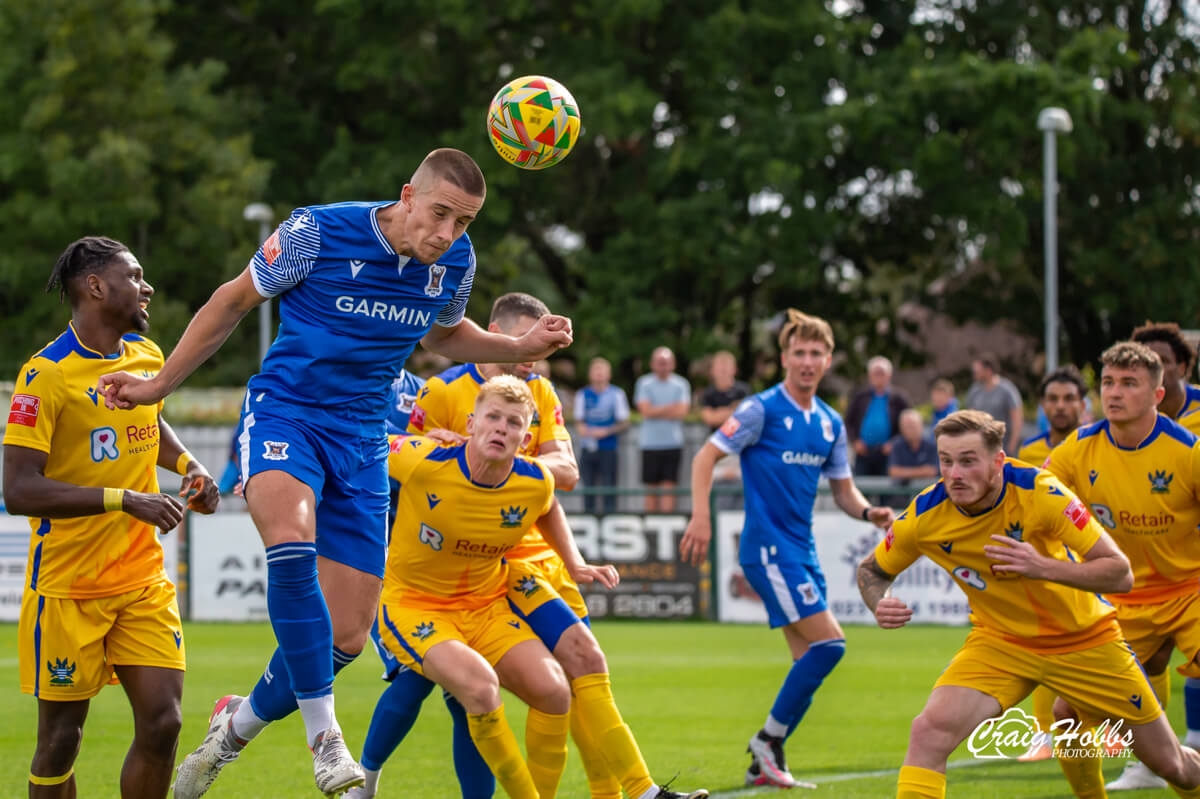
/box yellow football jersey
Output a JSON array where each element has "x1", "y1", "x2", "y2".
[
  {"x1": 1178, "y1": 384, "x2": 1200, "y2": 419},
  {"x1": 383, "y1": 435, "x2": 555, "y2": 610},
  {"x1": 407, "y1": 363, "x2": 570, "y2": 561},
  {"x1": 1179, "y1": 406, "x2": 1200, "y2": 436},
  {"x1": 875, "y1": 460, "x2": 1119, "y2": 654},
  {"x1": 3, "y1": 324, "x2": 166, "y2": 599},
  {"x1": 1016, "y1": 433, "x2": 1053, "y2": 467},
  {"x1": 1045, "y1": 415, "x2": 1200, "y2": 604}
]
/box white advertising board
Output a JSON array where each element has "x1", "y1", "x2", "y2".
[
  {"x1": 715, "y1": 510, "x2": 969, "y2": 626},
  {"x1": 188, "y1": 513, "x2": 267, "y2": 621}
]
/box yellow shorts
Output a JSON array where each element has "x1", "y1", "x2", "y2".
[
  {"x1": 1116, "y1": 593, "x2": 1200, "y2": 677},
  {"x1": 377, "y1": 597, "x2": 539, "y2": 678},
  {"x1": 19, "y1": 580, "x2": 185, "y2": 700},
  {"x1": 935, "y1": 629, "x2": 1161, "y2": 727},
  {"x1": 507, "y1": 556, "x2": 588, "y2": 620}
]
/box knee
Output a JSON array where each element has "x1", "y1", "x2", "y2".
[
  {"x1": 457, "y1": 675, "x2": 502, "y2": 715},
  {"x1": 530, "y1": 661, "x2": 571, "y2": 715},
  {"x1": 556, "y1": 628, "x2": 607, "y2": 679},
  {"x1": 908, "y1": 711, "x2": 957, "y2": 759},
  {"x1": 137, "y1": 702, "x2": 183, "y2": 755},
  {"x1": 35, "y1": 721, "x2": 84, "y2": 771}
]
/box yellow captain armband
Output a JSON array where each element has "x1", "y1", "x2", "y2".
[
  {"x1": 176, "y1": 451, "x2": 197, "y2": 475},
  {"x1": 29, "y1": 768, "x2": 73, "y2": 786},
  {"x1": 102, "y1": 487, "x2": 126, "y2": 513}
]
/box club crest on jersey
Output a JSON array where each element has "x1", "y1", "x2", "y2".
[
  {"x1": 262, "y1": 441, "x2": 289, "y2": 461},
  {"x1": 412, "y1": 622, "x2": 436, "y2": 641},
  {"x1": 424, "y1": 264, "x2": 447, "y2": 297},
  {"x1": 820, "y1": 416, "x2": 834, "y2": 442},
  {"x1": 90, "y1": 427, "x2": 119, "y2": 462},
  {"x1": 47, "y1": 658, "x2": 76, "y2": 686},
  {"x1": 1149, "y1": 470, "x2": 1173, "y2": 494},
  {"x1": 500, "y1": 506, "x2": 527, "y2": 528},
  {"x1": 419, "y1": 523, "x2": 444, "y2": 551},
  {"x1": 515, "y1": 576, "x2": 540, "y2": 598},
  {"x1": 1004, "y1": 522, "x2": 1024, "y2": 542}
]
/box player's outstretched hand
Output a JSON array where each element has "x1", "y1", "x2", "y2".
[
  {"x1": 179, "y1": 470, "x2": 219, "y2": 514},
  {"x1": 123, "y1": 491, "x2": 185, "y2": 531},
  {"x1": 569, "y1": 563, "x2": 620, "y2": 589},
  {"x1": 517, "y1": 314, "x2": 573, "y2": 360},
  {"x1": 983, "y1": 534, "x2": 1049, "y2": 579},
  {"x1": 866, "y1": 505, "x2": 896, "y2": 528},
  {"x1": 426, "y1": 428, "x2": 468, "y2": 446},
  {"x1": 98, "y1": 371, "x2": 165, "y2": 410},
  {"x1": 679, "y1": 516, "x2": 712, "y2": 566},
  {"x1": 874, "y1": 596, "x2": 913, "y2": 629}
]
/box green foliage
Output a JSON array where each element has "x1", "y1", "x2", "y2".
[
  {"x1": 0, "y1": 0, "x2": 268, "y2": 381},
  {"x1": 4, "y1": 1, "x2": 1197, "y2": 389}
]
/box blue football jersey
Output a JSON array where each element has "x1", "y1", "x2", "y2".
[
  {"x1": 247, "y1": 201, "x2": 474, "y2": 426},
  {"x1": 385, "y1": 370, "x2": 427, "y2": 435},
  {"x1": 710, "y1": 385, "x2": 851, "y2": 566}
]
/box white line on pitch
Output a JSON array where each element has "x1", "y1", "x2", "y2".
[{"x1": 710, "y1": 758, "x2": 995, "y2": 797}]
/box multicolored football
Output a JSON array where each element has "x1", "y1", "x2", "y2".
[{"x1": 486, "y1": 75, "x2": 581, "y2": 170}]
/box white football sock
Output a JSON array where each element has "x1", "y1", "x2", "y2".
[{"x1": 297, "y1": 694, "x2": 337, "y2": 748}]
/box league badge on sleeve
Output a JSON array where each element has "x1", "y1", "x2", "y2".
[
  {"x1": 720, "y1": 416, "x2": 741, "y2": 438},
  {"x1": 1063, "y1": 497, "x2": 1091, "y2": 530},
  {"x1": 8, "y1": 393, "x2": 40, "y2": 427}
]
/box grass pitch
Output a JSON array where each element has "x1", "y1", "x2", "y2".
[{"x1": 0, "y1": 621, "x2": 1184, "y2": 797}]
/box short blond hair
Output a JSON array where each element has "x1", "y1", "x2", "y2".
[
  {"x1": 933, "y1": 409, "x2": 1006, "y2": 452},
  {"x1": 778, "y1": 308, "x2": 834, "y2": 352},
  {"x1": 475, "y1": 374, "x2": 536, "y2": 421},
  {"x1": 1101, "y1": 341, "x2": 1163, "y2": 386}
]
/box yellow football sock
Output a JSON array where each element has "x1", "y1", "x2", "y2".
[
  {"x1": 1057, "y1": 750, "x2": 1106, "y2": 799},
  {"x1": 466, "y1": 705, "x2": 538, "y2": 799},
  {"x1": 1171, "y1": 785, "x2": 1200, "y2": 799},
  {"x1": 1151, "y1": 669, "x2": 1172, "y2": 710},
  {"x1": 1032, "y1": 685, "x2": 1057, "y2": 732},
  {"x1": 570, "y1": 702, "x2": 622, "y2": 799},
  {"x1": 897, "y1": 765, "x2": 945, "y2": 798},
  {"x1": 525, "y1": 708, "x2": 570, "y2": 799},
  {"x1": 572, "y1": 673, "x2": 655, "y2": 799}
]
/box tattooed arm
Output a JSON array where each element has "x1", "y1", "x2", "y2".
[{"x1": 857, "y1": 552, "x2": 914, "y2": 629}]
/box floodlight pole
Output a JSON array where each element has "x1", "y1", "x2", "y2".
[
  {"x1": 1037, "y1": 107, "x2": 1072, "y2": 374},
  {"x1": 243, "y1": 203, "x2": 274, "y2": 368}
]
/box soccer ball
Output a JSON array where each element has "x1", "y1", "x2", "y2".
[{"x1": 486, "y1": 75, "x2": 581, "y2": 170}]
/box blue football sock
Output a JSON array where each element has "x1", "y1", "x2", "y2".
[
  {"x1": 249, "y1": 643, "x2": 361, "y2": 722},
  {"x1": 766, "y1": 638, "x2": 846, "y2": 739},
  {"x1": 444, "y1": 689, "x2": 496, "y2": 799},
  {"x1": 264, "y1": 542, "x2": 331, "y2": 701},
  {"x1": 1186, "y1": 678, "x2": 1200, "y2": 732},
  {"x1": 360, "y1": 668, "x2": 436, "y2": 771}
]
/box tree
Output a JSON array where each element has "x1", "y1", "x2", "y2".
[{"x1": 0, "y1": 0, "x2": 268, "y2": 383}]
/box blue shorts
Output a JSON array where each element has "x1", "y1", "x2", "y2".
[
  {"x1": 238, "y1": 397, "x2": 390, "y2": 578},
  {"x1": 741, "y1": 560, "x2": 828, "y2": 629}
]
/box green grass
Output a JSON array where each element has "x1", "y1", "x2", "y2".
[{"x1": 0, "y1": 621, "x2": 1186, "y2": 797}]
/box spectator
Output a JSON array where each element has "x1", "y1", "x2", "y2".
[
  {"x1": 698, "y1": 350, "x2": 752, "y2": 510},
  {"x1": 574, "y1": 357, "x2": 631, "y2": 514},
  {"x1": 887, "y1": 409, "x2": 939, "y2": 483},
  {"x1": 634, "y1": 346, "x2": 690, "y2": 512},
  {"x1": 845, "y1": 356, "x2": 910, "y2": 477},
  {"x1": 929, "y1": 378, "x2": 959, "y2": 426},
  {"x1": 965, "y1": 353, "x2": 1024, "y2": 452}
]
